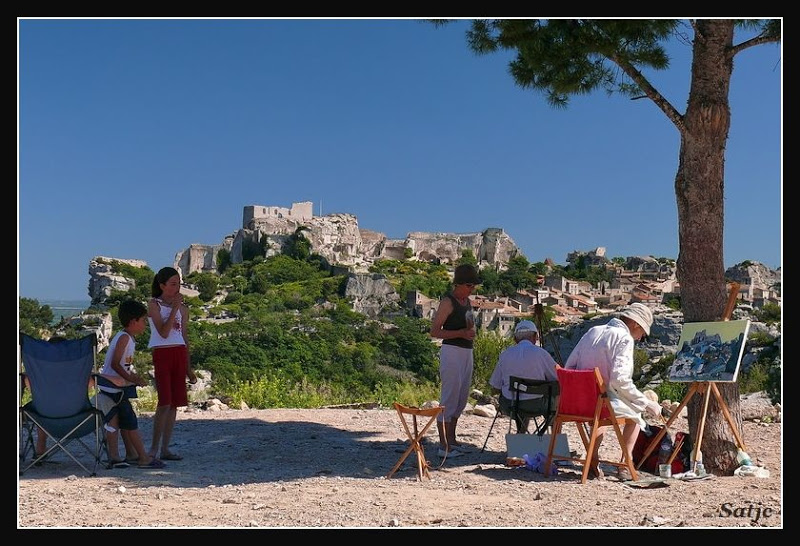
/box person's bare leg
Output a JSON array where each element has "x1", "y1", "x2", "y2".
[
  {"x1": 447, "y1": 416, "x2": 460, "y2": 447},
  {"x1": 122, "y1": 429, "x2": 156, "y2": 466},
  {"x1": 35, "y1": 427, "x2": 47, "y2": 456},
  {"x1": 621, "y1": 422, "x2": 641, "y2": 470},
  {"x1": 588, "y1": 426, "x2": 606, "y2": 479},
  {"x1": 437, "y1": 420, "x2": 452, "y2": 450},
  {"x1": 149, "y1": 405, "x2": 170, "y2": 457},
  {"x1": 159, "y1": 406, "x2": 178, "y2": 458},
  {"x1": 121, "y1": 429, "x2": 139, "y2": 461},
  {"x1": 106, "y1": 416, "x2": 122, "y2": 462}
]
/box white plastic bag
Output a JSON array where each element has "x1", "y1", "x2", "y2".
[{"x1": 733, "y1": 464, "x2": 770, "y2": 478}]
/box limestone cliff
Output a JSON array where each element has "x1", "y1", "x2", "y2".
[
  {"x1": 88, "y1": 256, "x2": 148, "y2": 305},
  {"x1": 175, "y1": 239, "x2": 233, "y2": 277},
  {"x1": 184, "y1": 204, "x2": 523, "y2": 275},
  {"x1": 725, "y1": 261, "x2": 781, "y2": 291},
  {"x1": 343, "y1": 273, "x2": 401, "y2": 318}
]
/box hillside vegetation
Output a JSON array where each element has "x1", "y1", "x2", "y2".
[{"x1": 19, "y1": 249, "x2": 781, "y2": 409}]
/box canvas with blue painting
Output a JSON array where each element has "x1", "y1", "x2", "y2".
[{"x1": 668, "y1": 319, "x2": 751, "y2": 382}]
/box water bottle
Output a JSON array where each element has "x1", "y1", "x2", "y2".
[
  {"x1": 736, "y1": 449, "x2": 752, "y2": 467},
  {"x1": 657, "y1": 437, "x2": 672, "y2": 465}
]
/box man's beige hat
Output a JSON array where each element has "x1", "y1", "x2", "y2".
[{"x1": 620, "y1": 303, "x2": 653, "y2": 336}]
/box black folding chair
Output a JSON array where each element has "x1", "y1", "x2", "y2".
[{"x1": 481, "y1": 376, "x2": 560, "y2": 452}]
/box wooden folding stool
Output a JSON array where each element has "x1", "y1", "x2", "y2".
[{"x1": 387, "y1": 402, "x2": 444, "y2": 481}]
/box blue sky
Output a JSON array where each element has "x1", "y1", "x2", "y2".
[{"x1": 18, "y1": 18, "x2": 782, "y2": 301}]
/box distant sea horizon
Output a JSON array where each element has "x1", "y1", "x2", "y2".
[{"x1": 39, "y1": 299, "x2": 91, "y2": 322}]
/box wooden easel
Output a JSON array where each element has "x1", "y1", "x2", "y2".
[{"x1": 637, "y1": 282, "x2": 746, "y2": 469}]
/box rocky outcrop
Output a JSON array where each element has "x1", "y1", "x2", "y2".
[
  {"x1": 304, "y1": 213, "x2": 362, "y2": 263},
  {"x1": 549, "y1": 305, "x2": 685, "y2": 364},
  {"x1": 406, "y1": 228, "x2": 520, "y2": 267},
  {"x1": 547, "y1": 307, "x2": 780, "y2": 393},
  {"x1": 231, "y1": 213, "x2": 362, "y2": 266},
  {"x1": 175, "y1": 240, "x2": 232, "y2": 277},
  {"x1": 88, "y1": 257, "x2": 148, "y2": 305},
  {"x1": 725, "y1": 261, "x2": 781, "y2": 290},
  {"x1": 182, "y1": 204, "x2": 524, "y2": 274},
  {"x1": 739, "y1": 391, "x2": 781, "y2": 422},
  {"x1": 359, "y1": 229, "x2": 387, "y2": 259},
  {"x1": 59, "y1": 311, "x2": 113, "y2": 352},
  {"x1": 624, "y1": 256, "x2": 676, "y2": 279},
  {"x1": 343, "y1": 273, "x2": 401, "y2": 318}
]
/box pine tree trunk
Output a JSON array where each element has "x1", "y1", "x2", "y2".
[{"x1": 676, "y1": 20, "x2": 742, "y2": 475}]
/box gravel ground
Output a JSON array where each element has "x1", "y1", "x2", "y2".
[{"x1": 17, "y1": 404, "x2": 782, "y2": 529}]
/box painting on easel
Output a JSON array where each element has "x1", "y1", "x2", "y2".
[{"x1": 668, "y1": 319, "x2": 751, "y2": 382}]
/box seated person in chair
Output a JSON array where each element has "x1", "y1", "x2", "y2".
[
  {"x1": 489, "y1": 320, "x2": 558, "y2": 433},
  {"x1": 564, "y1": 303, "x2": 662, "y2": 479}
]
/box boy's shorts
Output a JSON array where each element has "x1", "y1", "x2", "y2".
[
  {"x1": 113, "y1": 397, "x2": 139, "y2": 430},
  {"x1": 96, "y1": 376, "x2": 140, "y2": 431}
]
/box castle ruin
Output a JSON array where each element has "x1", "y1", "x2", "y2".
[{"x1": 242, "y1": 201, "x2": 313, "y2": 229}]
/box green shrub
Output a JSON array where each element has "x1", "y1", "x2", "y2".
[
  {"x1": 654, "y1": 381, "x2": 689, "y2": 404},
  {"x1": 748, "y1": 331, "x2": 776, "y2": 347},
  {"x1": 371, "y1": 380, "x2": 440, "y2": 408},
  {"x1": 130, "y1": 387, "x2": 159, "y2": 413},
  {"x1": 632, "y1": 348, "x2": 651, "y2": 378},
  {"x1": 473, "y1": 330, "x2": 513, "y2": 394},
  {"x1": 737, "y1": 362, "x2": 770, "y2": 395},
  {"x1": 753, "y1": 303, "x2": 781, "y2": 326},
  {"x1": 213, "y1": 372, "x2": 441, "y2": 409},
  {"x1": 766, "y1": 362, "x2": 781, "y2": 404},
  {"x1": 224, "y1": 291, "x2": 243, "y2": 304}
]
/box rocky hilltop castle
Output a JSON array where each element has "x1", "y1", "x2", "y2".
[
  {"x1": 174, "y1": 201, "x2": 522, "y2": 277},
  {"x1": 86, "y1": 201, "x2": 780, "y2": 325}
]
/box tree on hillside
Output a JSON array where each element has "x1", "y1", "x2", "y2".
[
  {"x1": 458, "y1": 248, "x2": 478, "y2": 266},
  {"x1": 284, "y1": 226, "x2": 312, "y2": 261},
  {"x1": 19, "y1": 297, "x2": 54, "y2": 337},
  {"x1": 434, "y1": 19, "x2": 780, "y2": 474}
]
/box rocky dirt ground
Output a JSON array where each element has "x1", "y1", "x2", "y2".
[{"x1": 17, "y1": 397, "x2": 782, "y2": 530}]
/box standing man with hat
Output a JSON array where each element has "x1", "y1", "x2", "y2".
[
  {"x1": 489, "y1": 320, "x2": 559, "y2": 433},
  {"x1": 564, "y1": 303, "x2": 662, "y2": 479},
  {"x1": 430, "y1": 264, "x2": 480, "y2": 458}
]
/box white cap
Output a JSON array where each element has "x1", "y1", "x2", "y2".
[
  {"x1": 514, "y1": 320, "x2": 538, "y2": 334},
  {"x1": 620, "y1": 303, "x2": 653, "y2": 336}
]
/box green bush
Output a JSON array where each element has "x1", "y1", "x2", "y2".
[
  {"x1": 224, "y1": 291, "x2": 243, "y2": 303},
  {"x1": 766, "y1": 362, "x2": 781, "y2": 404},
  {"x1": 737, "y1": 362, "x2": 770, "y2": 395},
  {"x1": 753, "y1": 302, "x2": 781, "y2": 326},
  {"x1": 654, "y1": 381, "x2": 689, "y2": 404},
  {"x1": 748, "y1": 331, "x2": 776, "y2": 347},
  {"x1": 192, "y1": 272, "x2": 220, "y2": 301},
  {"x1": 632, "y1": 348, "x2": 651, "y2": 378},
  {"x1": 214, "y1": 371, "x2": 441, "y2": 409},
  {"x1": 473, "y1": 330, "x2": 514, "y2": 394}
]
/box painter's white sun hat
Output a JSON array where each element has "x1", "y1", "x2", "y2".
[{"x1": 620, "y1": 303, "x2": 653, "y2": 336}]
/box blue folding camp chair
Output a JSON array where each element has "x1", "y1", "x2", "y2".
[{"x1": 19, "y1": 332, "x2": 106, "y2": 476}]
